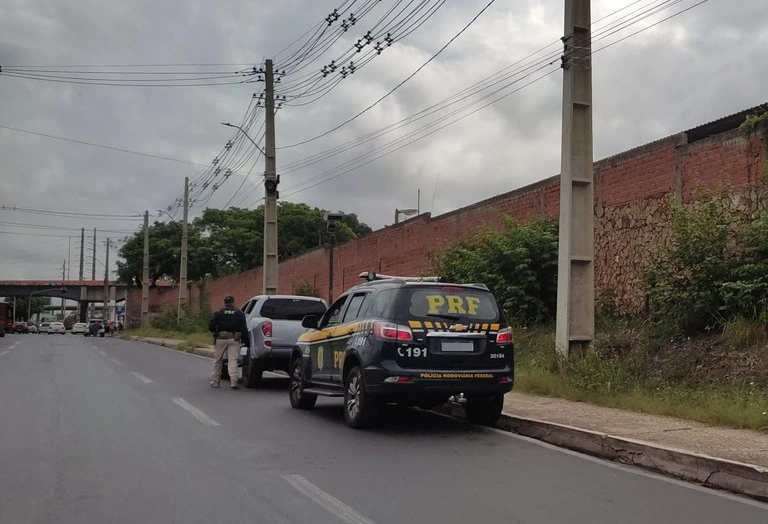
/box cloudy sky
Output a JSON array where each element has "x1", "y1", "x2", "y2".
[{"x1": 1, "y1": 0, "x2": 766, "y2": 282}]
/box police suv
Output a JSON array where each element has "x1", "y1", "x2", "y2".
[{"x1": 288, "y1": 272, "x2": 514, "y2": 429}]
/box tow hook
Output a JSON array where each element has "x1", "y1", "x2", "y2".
[{"x1": 449, "y1": 393, "x2": 467, "y2": 404}]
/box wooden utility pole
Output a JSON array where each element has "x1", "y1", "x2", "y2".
[
  {"x1": 141, "y1": 210, "x2": 150, "y2": 328},
  {"x1": 556, "y1": 0, "x2": 594, "y2": 358},
  {"x1": 178, "y1": 176, "x2": 189, "y2": 319},
  {"x1": 263, "y1": 59, "x2": 279, "y2": 295}
]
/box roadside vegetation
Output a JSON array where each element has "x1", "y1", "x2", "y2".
[
  {"x1": 431, "y1": 179, "x2": 768, "y2": 432},
  {"x1": 122, "y1": 304, "x2": 213, "y2": 351}
]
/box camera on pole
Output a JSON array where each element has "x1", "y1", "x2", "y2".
[
  {"x1": 324, "y1": 212, "x2": 343, "y2": 233},
  {"x1": 265, "y1": 174, "x2": 280, "y2": 198}
]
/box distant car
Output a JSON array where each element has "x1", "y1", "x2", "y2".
[
  {"x1": 71, "y1": 322, "x2": 87, "y2": 335},
  {"x1": 48, "y1": 322, "x2": 66, "y2": 335},
  {"x1": 27, "y1": 323, "x2": 38, "y2": 334},
  {"x1": 13, "y1": 322, "x2": 29, "y2": 334},
  {"x1": 39, "y1": 322, "x2": 51, "y2": 334}
]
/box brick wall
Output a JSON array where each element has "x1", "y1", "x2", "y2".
[{"x1": 126, "y1": 107, "x2": 766, "y2": 323}]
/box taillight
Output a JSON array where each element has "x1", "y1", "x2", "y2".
[
  {"x1": 262, "y1": 321, "x2": 272, "y2": 348},
  {"x1": 373, "y1": 322, "x2": 413, "y2": 342},
  {"x1": 496, "y1": 327, "x2": 513, "y2": 344}
]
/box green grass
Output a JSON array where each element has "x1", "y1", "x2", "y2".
[
  {"x1": 122, "y1": 327, "x2": 213, "y2": 350},
  {"x1": 513, "y1": 323, "x2": 768, "y2": 432}
]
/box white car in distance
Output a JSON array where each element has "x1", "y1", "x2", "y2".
[
  {"x1": 48, "y1": 322, "x2": 66, "y2": 335},
  {"x1": 71, "y1": 322, "x2": 87, "y2": 335}
]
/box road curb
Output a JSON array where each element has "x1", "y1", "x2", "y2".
[
  {"x1": 436, "y1": 403, "x2": 768, "y2": 502},
  {"x1": 126, "y1": 336, "x2": 214, "y2": 358}
]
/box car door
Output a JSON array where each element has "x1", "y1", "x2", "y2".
[
  {"x1": 309, "y1": 295, "x2": 349, "y2": 385},
  {"x1": 329, "y1": 291, "x2": 372, "y2": 383}
]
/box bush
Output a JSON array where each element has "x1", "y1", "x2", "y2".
[
  {"x1": 151, "y1": 304, "x2": 210, "y2": 333},
  {"x1": 431, "y1": 218, "x2": 559, "y2": 325},
  {"x1": 644, "y1": 199, "x2": 734, "y2": 335}
]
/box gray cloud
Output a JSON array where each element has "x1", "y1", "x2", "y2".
[{"x1": 1, "y1": 0, "x2": 766, "y2": 282}]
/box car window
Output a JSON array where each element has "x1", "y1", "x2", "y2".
[
  {"x1": 341, "y1": 293, "x2": 369, "y2": 323},
  {"x1": 259, "y1": 298, "x2": 326, "y2": 320},
  {"x1": 320, "y1": 296, "x2": 349, "y2": 328},
  {"x1": 242, "y1": 300, "x2": 255, "y2": 314},
  {"x1": 368, "y1": 289, "x2": 398, "y2": 319},
  {"x1": 403, "y1": 286, "x2": 500, "y2": 323}
]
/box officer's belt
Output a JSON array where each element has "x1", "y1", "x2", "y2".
[{"x1": 217, "y1": 331, "x2": 236, "y2": 340}]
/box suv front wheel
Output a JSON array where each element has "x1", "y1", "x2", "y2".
[
  {"x1": 465, "y1": 394, "x2": 504, "y2": 426},
  {"x1": 344, "y1": 366, "x2": 382, "y2": 429}
]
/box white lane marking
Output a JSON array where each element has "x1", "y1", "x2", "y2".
[
  {"x1": 100, "y1": 351, "x2": 107, "y2": 356},
  {"x1": 474, "y1": 421, "x2": 768, "y2": 509},
  {"x1": 282, "y1": 474, "x2": 376, "y2": 524},
  {"x1": 111, "y1": 358, "x2": 123, "y2": 365},
  {"x1": 9, "y1": 344, "x2": 17, "y2": 350},
  {"x1": 130, "y1": 371, "x2": 153, "y2": 384},
  {"x1": 0, "y1": 350, "x2": 9, "y2": 356},
  {"x1": 172, "y1": 397, "x2": 220, "y2": 427}
]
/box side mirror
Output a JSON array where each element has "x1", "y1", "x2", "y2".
[{"x1": 301, "y1": 315, "x2": 319, "y2": 329}]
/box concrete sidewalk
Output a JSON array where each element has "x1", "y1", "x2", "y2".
[{"x1": 128, "y1": 335, "x2": 768, "y2": 499}]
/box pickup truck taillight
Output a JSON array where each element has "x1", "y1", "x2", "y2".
[{"x1": 262, "y1": 321, "x2": 272, "y2": 347}]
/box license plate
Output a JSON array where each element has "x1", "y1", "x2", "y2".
[
  {"x1": 239, "y1": 346, "x2": 248, "y2": 356},
  {"x1": 440, "y1": 340, "x2": 474, "y2": 352}
]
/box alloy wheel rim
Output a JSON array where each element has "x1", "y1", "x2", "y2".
[
  {"x1": 290, "y1": 364, "x2": 302, "y2": 400},
  {"x1": 346, "y1": 375, "x2": 360, "y2": 419}
]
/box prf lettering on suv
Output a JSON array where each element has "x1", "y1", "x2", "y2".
[{"x1": 288, "y1": 272, "x2": 514, "y2": 429}]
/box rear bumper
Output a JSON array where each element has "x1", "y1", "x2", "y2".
[{"x1": 364, "y1": 362, "x2": 514, "y2": 399}]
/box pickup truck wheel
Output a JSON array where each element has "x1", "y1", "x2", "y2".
[
  {"x1": 465, "y1": 394, "x2": 504, "y2": 426},
  {"x1": 289, "y1": 359, "x2": 316, "y2": 409},
  {"x1": 344, "y1": 366, "x2": 381, "y2": 429},
  {"x1": 220, "y1": 366, "x2": 230, "y2": 380},
  {"x1": 242, "y1": 357, "x2": 263, "y2": 389}
]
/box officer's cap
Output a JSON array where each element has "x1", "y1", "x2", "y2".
[{"x1": 224, "y1": 295, "x2": 235, "y2": 304}]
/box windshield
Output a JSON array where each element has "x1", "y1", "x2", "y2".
[
  {"x1": 259, "y1": 298, "x2": 326, "y2": 320},
  {"x1": 399, "y1": 286, "x2": 501, "y2": 323}
]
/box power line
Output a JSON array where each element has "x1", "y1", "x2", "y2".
[
  {"x1": 276, "y1": 0, "x2": 712, "y2": 198},
  {"x1": 0, "y1": 124, "x2": 211, "y2": 167},
  {"x1": 280, "y1": 0, "x2": 499, "y2": 148},
  {"x1": 0, "y1": 206, "x2": 143, "y2": 219}
]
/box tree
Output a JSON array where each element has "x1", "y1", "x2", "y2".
[{"x1": 116, "y1": 202, "x2": 372, "y2": 284}]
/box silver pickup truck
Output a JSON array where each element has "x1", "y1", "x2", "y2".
[{"x1": 223, "y1": 294, "x2": 327, "y2": 388}]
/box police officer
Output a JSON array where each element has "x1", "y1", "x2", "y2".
[{"x1": 208, "y1": 295, "x2": 247, "y2": 389}]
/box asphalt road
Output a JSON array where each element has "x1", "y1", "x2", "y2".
[{"x1": 1, "y1": 333, "x2": 766, "y2": 524}]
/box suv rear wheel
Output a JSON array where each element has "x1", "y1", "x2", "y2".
[
  {"x1": 344, "y1": 366, "x2": 382, "y2": 429},
  {"x1": 289, "y1": 359, "x2": 317, "y2": 410},
  {"x1": 465, "y1": 394, "x2": 504, "y2": 426},
  {"x1": 242, "y1": 356, "x2": 263, "y2": 389}
]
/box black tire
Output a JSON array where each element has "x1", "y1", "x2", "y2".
[
  {"x1": 465, "y1": 394, "x2": 504, "y2": 426},
  {"x1": 289, "y1": 359, "x2": 317, "y2": 410},
  {"x1": 242, "y1": 356, "x2": 263, "y2": 389},
  {"x1": 344, "y1": 366, "x2": 382, "y2": 429},
  {"x1": 220, "y1": 365, "x2": 230, "y2": 380}
]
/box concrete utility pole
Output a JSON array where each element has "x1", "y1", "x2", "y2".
[
  {"x1": 103, "y1": 238, "x2": 111, "y2": 321},
  {"x1": 79, "y1": 228, "x2": 85, "y2": 280},
  {"x1": 91, "y1": 228, "x2": 97, "y2": 281},
  {"x1": 178, "y1": 176, "x2": 189, "y2": 320},
  {"x1": 141, "y1": 211, "x2": 150, "y2": 328},
  {"x1": 556, "y1": 0, "x2": 594, "y2": 358},
  {"x1": 263, "y1": 59, "x2": 279, "y2": 295},
  {"x1": 61, "y1": 259, "x2": 66, "y2": 319}
]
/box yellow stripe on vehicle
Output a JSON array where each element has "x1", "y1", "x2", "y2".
[{"x1": 409, "y1": 320, "x2": 423, "y2": 329}]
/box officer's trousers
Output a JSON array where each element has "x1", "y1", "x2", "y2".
[{"x1": 213, "y1": 338, "x2": 240, "y2": 383}]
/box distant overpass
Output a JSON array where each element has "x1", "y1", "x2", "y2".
[{"x1": 0, "y1": 280, "x2": 129, "y2": 322}]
